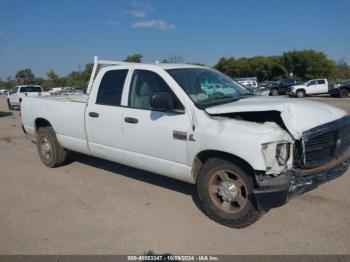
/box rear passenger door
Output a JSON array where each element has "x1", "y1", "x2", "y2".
[
  {"x1": 316, "y1": 80, "x2": 328, "y2": 93},
  {"x1": 85, "y1": 69, "x2": 129, "y2": 162}
]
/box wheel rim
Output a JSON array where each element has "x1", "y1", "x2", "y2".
[
  {"x1": 40, "y1": 136, "x2": 52, "y2": 160},
  {"x1": 208, "y1": 170, "x2": 248, "y2": 214},
  {"x1": 272, "y1": 89, "x2": 278, "y2": 96}
]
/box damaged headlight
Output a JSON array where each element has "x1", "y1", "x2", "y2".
[
  {"x1": 262, "y1": 141, "x2": 293, "y2": 175},
  {"x1": 276, "y1": 143, "x2": 290, "y2": 166}
]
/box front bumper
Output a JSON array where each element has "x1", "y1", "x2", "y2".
[{"x1": 253, "y1": 153, "x2": 350, "y2": 211}]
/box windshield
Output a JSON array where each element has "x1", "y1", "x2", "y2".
[
  {"x1": 20, "y1": 86, "x2": 42, "y2": 93},
  {"x1": 166, "y1": 68, "x2": 252, "y2": 108}
]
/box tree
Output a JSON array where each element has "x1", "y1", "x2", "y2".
[
  {"x1": 280, "y1": 50, "x2": 336, "y2": 80},
  {"x1": 47, "y1": 70, "x2": 59, "y2": 83},
  {"x1": 123, "y1": 54, "x2": 143, "y2": 63},
  {"x1": 214, "y1": 56, "x2": 287, "y2": 81},
  {"x1": 335, "y1": 58, "x2": 350, "y2": 81},
  {"x1": 15, "y1": 68, "x2": 35, "y2": 84}
]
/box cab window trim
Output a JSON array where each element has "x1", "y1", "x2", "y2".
[{"x1": 127, "y1": 69, "x2": 185, "y2": 113}]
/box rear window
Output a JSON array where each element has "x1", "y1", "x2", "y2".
[
  {"x1": 20, "y1": 86, "x2": 42, "y2": 93},
  {"x1": 96, "y1": 70, "x2": 128, "y2": 106},
  {"x1": 317, "y1": 80, "x2": 326, "y2": 84}
]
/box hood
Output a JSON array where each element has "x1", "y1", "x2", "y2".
[{"x1": 205, "y1": 96, "x2": 347, "y2": 139}]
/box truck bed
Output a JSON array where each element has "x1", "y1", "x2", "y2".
[
  {"x1": 39, "y1": 93, "x2": 89, "y2": 103},
  {"x1": 21, "y1": 94, "x2": 90, "y2": 155}
]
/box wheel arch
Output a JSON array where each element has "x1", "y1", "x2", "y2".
[
  {"x1": 34, "y1": 118, "x2": 54, "y2": 134},
  {"x1": 192, "y1": 150, "x2": 256, "y2": 183}
]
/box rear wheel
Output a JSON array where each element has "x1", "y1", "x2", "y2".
[
  {"x1": 270, "y1": 88, "x2": 279, "y2": 96},
  {"x1": 7, "y1": 99, "x2": 14, "y2": 110},
  {"x1": 296, "y1": 90, "x2": 305, "y2": 98},
  {"x1": 36, "y1": 127, "x2": 68, "y2": 167},
  {"x1": 197, "y1": 158, "x2": 263, "y2": 228},
  {"x1": 339, "y1": 88, "x2": 349, "y2": 98}
]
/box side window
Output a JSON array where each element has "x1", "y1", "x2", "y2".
[
  {"x1": 317, "y1": 80, "x2": 326, "y2": 84},
  {"x1": 96, "y1": 70, "x2": 128, "y2": 106},
  {"x1": 308, "y1": 80, "x2": 316, "y2": 86},
  {"x1": 128, "y1": 69, "x2": 184, "y2": 111}
]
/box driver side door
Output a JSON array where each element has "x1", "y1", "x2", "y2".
[
  {"x1": 306, "y1": 80, "x2": 318, "y2": 94},
  {"x1": 122, "y1": 69, "x2": 191, "y2": 180}
]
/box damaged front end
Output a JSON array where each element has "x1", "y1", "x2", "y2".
[{"x1": 254, "y1": 115, "x2": 350, "y2": 211}]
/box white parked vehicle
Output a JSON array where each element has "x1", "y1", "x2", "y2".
[
  {"x1": 0, "y1": 89, "x2": 7, "y2": 94},
  {"x1": 289, "y1": 79, "x2": 329, "y2": 98},
  {"x1": 237, "y1": 80, "x2": 258, "y2": 88},
  {"x1": 7, "y1": 85, "x2": 43, "y2": 110},
  {"x1": 21, "y1": 57, "x2": 350, "y2": 228}
]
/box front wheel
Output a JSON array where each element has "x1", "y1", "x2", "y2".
[
  {"x1": 296, "y1": 90, "x2": 305, "y2": 98},
  {"x1": 36, "y1": 127, "x2": 68, "y2": 167},
  {"x1": 197, "y1": 158, "x2": 263, "y2": 228}
]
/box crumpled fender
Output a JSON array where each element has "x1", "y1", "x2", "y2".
[{"x1": 205, "y1": 96, "x2": 347, "y2": 139}]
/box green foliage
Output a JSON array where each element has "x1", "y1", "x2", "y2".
[
  {"x1": 280, "y1": 50, "x2": 336, "y2": 80},
  {"x1": 123, "y1": 54, "x2": 143, "y2": 63},
  {"x1": 15, "y1": 68, "x2": 35, "y2": 84},
  {"x1": 64, "y1": 64, "x2": 93, "y2": 87},
  {"x1": 214, "y1": 49, "x2": 338, "y2": 81},
  {"x1": 214, "y1": 56, "x2": 288, "y2": 81},
  {"x1": 335, "y1": 59, "x2": 350, "y2": 80}
]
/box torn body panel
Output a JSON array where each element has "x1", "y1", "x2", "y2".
[{"x1": 205, "y1": 96, "x2": 347, "y2": 139}]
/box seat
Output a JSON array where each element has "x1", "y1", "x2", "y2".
[{"x1": 134, "y1": 82, "x2": 152, "y2": 109}]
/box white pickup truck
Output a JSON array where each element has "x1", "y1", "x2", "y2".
[
  {"x1": 288, "y1": 79, "x2": 330, "y2": 98},
  {"x1": 7, "y1": 85, "x2": 43, "y2": 109},
  {"x1": 21, "y1": 57, "x2": 350, "y2": 228}
]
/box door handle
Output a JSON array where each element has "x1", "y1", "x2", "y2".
[
  {"x1": 89, "y1": 112, "x2": 99, "y2": 118},
  {"x1": 124, "y1": 117, "x2": 138, "y2": 124}
]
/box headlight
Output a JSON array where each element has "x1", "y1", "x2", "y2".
[
  {"x1": 276, "y1": 143, "x2": 290, "y2": 166},
  {"x1": 262, "y1": 141, "x2": 292, "y2": 175}
]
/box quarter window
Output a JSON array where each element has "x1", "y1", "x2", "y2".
[
  {"x1": 96, "y1": 70, "x2": 128, "y2": 106},
  {"x1": 317, "y1": 80, "x2": 326, "y2": 84}
]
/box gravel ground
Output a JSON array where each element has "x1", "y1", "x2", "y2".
[{"x1": 0, "y1": 95, "x2": 349, "y2": 255}]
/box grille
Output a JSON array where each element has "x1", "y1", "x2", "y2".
[{"x1": 299, "y1": 116, "x2": 350, "y2": 169}]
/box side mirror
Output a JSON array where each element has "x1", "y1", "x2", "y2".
[{"x1": 150, "y1": 93, "x2": 175, "y2": 111}]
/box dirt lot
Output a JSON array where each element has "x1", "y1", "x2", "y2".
[{"x1": 0, "y1": 95, "x2": 349, "y2": 255}]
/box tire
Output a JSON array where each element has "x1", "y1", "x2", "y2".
[
  {"x1": 197, "y1": 158, "x2": 263, "y2": 228},
  {"x1": 7, "y1": 99, "x2": 14, "y2": 110},
  {"x1": 36, "y1": 127, "x2": 68, "y2": 167},
  {"x1": 296, "y1": 90, "x2": 305, "y2": 98},
  {"x1": 270, "y1": 88, "x2": 279, "y2": 96},
  {"x1": 339, "y1": 89, "x2": 349, "y2": 98}
]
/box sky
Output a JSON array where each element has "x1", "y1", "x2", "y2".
[{"x1": 0, "y1": 0, "x2": 349, "y2": 79}]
